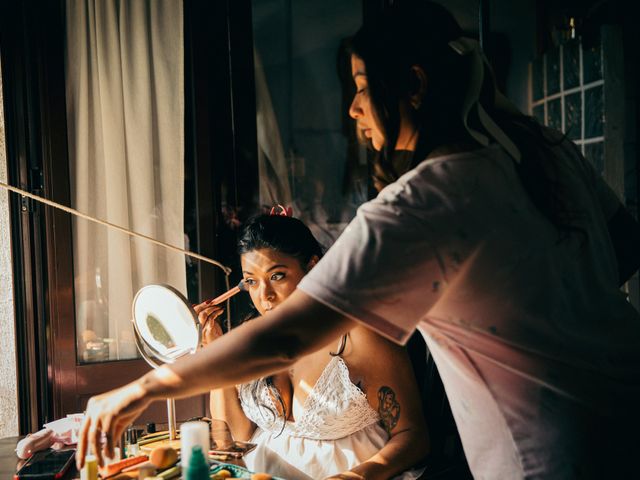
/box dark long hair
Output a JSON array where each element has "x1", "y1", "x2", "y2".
[
  {"x1": 237, "y1": 214, "x2": 323, "y2": 266},
  {"x1": 236, "y1": 214, "x2": 324, "y2": 432},
  {"x1": 348, "y1": 1, "x2": 578, "y2": 234}
]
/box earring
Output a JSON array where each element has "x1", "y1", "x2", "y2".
[{"x1": 412, "y1": 99, "x2": 422, "y2": 110}]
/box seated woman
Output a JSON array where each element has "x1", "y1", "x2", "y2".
[{"x1": 195, "y1": 211, "x2": 428, "y2": 480}]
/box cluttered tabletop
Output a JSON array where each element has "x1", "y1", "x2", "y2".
[{"x1": 4, "y1": 419, "x2": 282, "y2": 480}]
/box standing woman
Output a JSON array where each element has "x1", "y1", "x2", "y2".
[{"x1": 78, "y1": 3, "x2": 640, "y2": 479}]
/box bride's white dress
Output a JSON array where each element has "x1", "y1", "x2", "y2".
[{"x1": 238, "y1": 355, "x2": 423, "y2": 480}]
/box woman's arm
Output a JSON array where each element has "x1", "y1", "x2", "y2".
[
  {"x1": 209, "y1": 387, "x2": 256, "y2": 442},
  {"x1": 337, "y1": 327, "x2": 429, "y2": 480},
  {"x1": 77, "y1": 290, "x2": 355, "y2": 467},
  {"x1": 195, "y1": 302, "x2": 257, "y2": 441}
]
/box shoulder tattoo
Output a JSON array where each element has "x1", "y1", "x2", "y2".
[{"x1": 377, "y1": 386, "x2": 400, "y2": 434}]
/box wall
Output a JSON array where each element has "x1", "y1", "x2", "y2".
[
  {"x1": 443, "y1": 0, "x2": 537, "y2": 112},
  {"x1": 0, "y1": 61, "x2": 19, "y2": 437}
]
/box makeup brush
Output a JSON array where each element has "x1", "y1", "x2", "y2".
[{"x1": 206, "y1": 280, "x2": 247, "y2": 306}]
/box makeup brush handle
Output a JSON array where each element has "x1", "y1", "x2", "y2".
[{"x1": 208, "y1": 286, "x2": 240, "y2": 305}]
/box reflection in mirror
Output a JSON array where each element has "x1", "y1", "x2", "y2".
[
  {"x1": 146, "y1": 314, "x2": 176, "y2": 349},
  {"x1": 132, "y1": 285, "x2": 201, "y2": 364}
]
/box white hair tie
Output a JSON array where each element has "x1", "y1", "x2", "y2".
[{"x1": 449, "y1": 37, "x2": 522, "y2": 163}]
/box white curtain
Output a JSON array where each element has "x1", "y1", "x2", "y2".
[
  {"x1": 65, "y1": 0, "x2": 185, "y2": 361},
  {"x1": 254, "y1": 51, "x2": 292, "y2": 207}
]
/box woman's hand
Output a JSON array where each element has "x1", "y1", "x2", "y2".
[
  {"x1": 194, "y1": 300, "x2": 225, "y2": 346},
  {"x1": 76, "y1": 381, "x2": 151, "y2": 469}
]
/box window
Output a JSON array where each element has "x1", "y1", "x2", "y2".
[
  {"x1": 252, "y1": 0, "x2": 370, "y2": 247},
  {"x1": 65, "y1": 1, "x2": 188, "y2": 363}
]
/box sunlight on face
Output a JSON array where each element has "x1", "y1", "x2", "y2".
[
  {"x1": 349, "y1": 55, "x2": 386, "y2": 151},
  {"x1": 240, "y1": 248, "x2": 308, "y2": 316}
]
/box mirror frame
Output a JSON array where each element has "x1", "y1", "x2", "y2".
[{"x1": 131, "y1": 284, "x2": 202, "y2": 366}]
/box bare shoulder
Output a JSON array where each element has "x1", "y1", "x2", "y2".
[
  {"x1": 348, "y1": 324, "x2": 404, "y2": 354},
  {"x1": 342, "y1": 324, "x2": 408, "y2": 374}
]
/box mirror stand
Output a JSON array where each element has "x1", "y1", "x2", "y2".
[
  {"x1": 132, "y1": 315, "x2": 188, "y2": 446},
  {"x1": 167, "y1": 398, "x2": 177, "y2": 441},
  {"x1": 130, "y1": 283, "x2": 244, "y2": 453}
]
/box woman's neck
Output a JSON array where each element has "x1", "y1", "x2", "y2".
[{"x1": 395, "y1": 102, "x2": 418, "y2": 151}]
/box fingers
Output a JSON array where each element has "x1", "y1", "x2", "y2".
[
  {"x1": 76, "y1": 384, "x2": 151, "y2": 470},
  {"x1": 193, "y1": 301, "x2": 208, "y2": 314},
  {"x1": 205, "y1": 307, "x2": 224, "y2": 325},
  {"x1": 103, "y1": 416, "x2": 114, "y2": 461},
  {"x1": 194, "y1": 301, "x2": 224, "y2": 315},
  {"x1": 197, "y1": 305, "x2": 226, "y2": 346},
  {"x1": 88, "y1": 422, "x2": 102, "y2": 467},
  {"x1": 76, "y1": 415, "x2": 91, "y2": 469},
  {"x1": 113, "y1": 417, "x2": 133, "y2": 446},
  {"x1": 201, "y1": 310, "x2": 225, "y2": 345},
  {"x1": 196, "y1": 305, "x2": 224, "y2": 324}
]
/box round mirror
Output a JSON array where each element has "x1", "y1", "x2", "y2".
[{"x1": 132, "y1": 284, "x2": 200, "y2": 365}]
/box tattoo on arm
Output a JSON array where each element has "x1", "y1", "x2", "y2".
[{"x1": 377, "y1": 386, "x2": 400, "y2": 434}]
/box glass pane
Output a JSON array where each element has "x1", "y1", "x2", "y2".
[
  {"x1": 562, "y1": 40, "x2": 579, "y2": 90},
  {"x1": 584, "y1": 85, "x2": 604, "y2": 139},
  {"x1": 72, "y1": 217, "x2": 187, "y2": 363},
  {"x1": 72, "y1": 214, "x2": 234, "y2": 364},
  {"x1": 582, "y1": 36, "x2": 602, "y2": 84},
  {"x1": 252, "y1": 0, "x2": 365, "y2": 247},
  {"x1": 65, "y1": 1, "x2": 188, "y2": 363},
  {"x1": 547, "y1": 98, "x2": 562, "y2": 131},
  {"x1": 545, "y1": 47, "x2": 560, "y2": 96},
  {"x1": 564, "y1": 92, "x2": 581, "y2": 140}
]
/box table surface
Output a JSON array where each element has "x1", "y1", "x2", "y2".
[
  {"x1": 1, "y1": 436, "x2": 250, "y2": 479},
  {"x1": 0, "y1": 436, "x2": 79, "y2": 479}
]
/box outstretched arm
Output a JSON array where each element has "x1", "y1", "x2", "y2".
[{"x1": 77, "y1": 290, "x2": 355, "y2": 467}]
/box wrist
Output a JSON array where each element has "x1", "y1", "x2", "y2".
[{"x1": 136, "y1": 365, "x2": 180, "y2": 401}]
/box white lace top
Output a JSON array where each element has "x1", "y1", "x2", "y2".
[
  {"x1": 237, "y1": 354, "x2": 423, "y2": 480},
  {"x1": 238, "y1": 355, "x2": 379, "y2": 440}
]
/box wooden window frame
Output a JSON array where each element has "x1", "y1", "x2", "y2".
[{"x1": 1, "y1": 0, "x2": 258, "y2": 433}]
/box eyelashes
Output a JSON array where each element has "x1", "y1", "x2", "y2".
[{"x1": 243, "y1": 272, "x2": 286, "y2": 287}]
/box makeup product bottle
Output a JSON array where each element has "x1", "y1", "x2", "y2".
[
  {"x1": 124, "y1": 426, "x2": 141, "y2": 457},
  {"x1": 184, "y1": 446, "x2": 209, "y2": 480},
  {"x1": 179, "y1": 421, "x2": 210, "y2": 468},
  {"x1": 81, "y1": 454, "x2": 98, "y2": 480}
]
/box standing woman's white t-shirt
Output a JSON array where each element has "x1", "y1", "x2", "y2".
[{"x1": 298, "y1": 142, "x2": 640, "y2": 479}]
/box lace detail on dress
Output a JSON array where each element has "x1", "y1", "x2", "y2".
[{"x1": 238, "y1": 356, "x2": 380, "y2": 440}]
